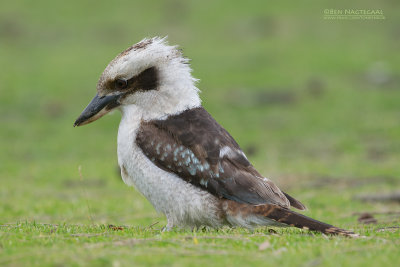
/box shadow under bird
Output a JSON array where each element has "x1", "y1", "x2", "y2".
[{"x1": 74, "y1": 37, "x2": 357, "y2": 237}]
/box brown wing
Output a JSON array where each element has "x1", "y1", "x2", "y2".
[{"x1": 136, "y1": 107, "x2": 305, "y2": 209}]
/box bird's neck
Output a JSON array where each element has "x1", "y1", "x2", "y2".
[
  {"x1": 140, "y1": 61, "x2": 202, "y2": 120},
  {"x1": 122, "y1": 88, "x2": 201, "y2": 122}
]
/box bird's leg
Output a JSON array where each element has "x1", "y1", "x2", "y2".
[{"x1": 162, "y1": 216, "x2": 175, "y2": 232}]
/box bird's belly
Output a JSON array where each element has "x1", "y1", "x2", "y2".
[
  {"x1": 117, "y1": 118, "x2": 223, "y2": 227},
  {"x1": 120, "y1": 149, "x2": 223, "y2": 227}
]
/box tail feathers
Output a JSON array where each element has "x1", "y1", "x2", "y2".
[
  {"x1": 258, "y1": 204, "x2": 358, "y2": 237},
  {"x1": 224, "y1": 200, "x2": 358, "y2": 237}
]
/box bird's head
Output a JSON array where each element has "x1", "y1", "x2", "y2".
[{"x1": 74, "y1": 37, "x2": 200, "y2": 127}]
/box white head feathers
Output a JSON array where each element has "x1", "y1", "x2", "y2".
[{"x1": 96, "y1": 37, "x2": 201, "y2": 120}]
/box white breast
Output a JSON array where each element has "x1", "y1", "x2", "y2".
[{"x1": 116, "y1": 105, "x2": 223, "y2": 228}]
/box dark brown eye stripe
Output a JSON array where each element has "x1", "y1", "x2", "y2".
[
  {"x1": 109, "y1": 67, "x2": 158, "y2": 94},
  {"x1": 126, "y1": 67, "x2": 158, "y2": 92}
]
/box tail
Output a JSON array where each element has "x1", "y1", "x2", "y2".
[
  {"x1": 261, "y1": 205, "x2": 358, "y2": 237},
  {"x1": 224, "y1": 201, "x2": 358, "y2": 237}
]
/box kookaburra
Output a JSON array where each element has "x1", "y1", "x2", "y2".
[{"x1": 74, "y1": 37, "x2": 356, "y2": 236}]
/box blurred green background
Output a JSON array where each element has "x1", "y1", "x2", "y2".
[{"x1": 1, "y1": 0, "x2": 399, "y2": 266}]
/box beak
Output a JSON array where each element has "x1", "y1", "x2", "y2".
[{"x1": 74, "y1": 93, "x2": 120, "y2": 127}]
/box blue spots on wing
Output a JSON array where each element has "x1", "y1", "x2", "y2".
[
  {"x1": 204, "y1": 162, "x2": 210, "y2": 170},
  {"x1": 192, "y1": 157, "x2": 200, "y2": 165},
  {"x1": 200, "y1": 178, "x2": 208, "y2": 187},
  {"x1": 150, "y1": 142, "x2": 224, "y2": 181},
  {"x1": 173, "y1": 147, "x2": 180, "y2": 157},
  {"x1": 168, "y1": 146, "x2": 216, "y2": 178},
  {"x1": 219, "y1": 164, "x2": 224, "y2": 174},
  {"x1": 180, "y1": 149, "x2": 189, "y2": 158},
  {"x1": 188, "y1": 166, "x2": 197, "y2": 176},
  {"x1": 179, "y1": 148, "x2": 199, "y2": 175},
  {"x1": 156, "y1": 143, "x2": 161, "y2": 155},
  {"x1": 184, "y1": 157, "x2": 191, "y2": 166}
]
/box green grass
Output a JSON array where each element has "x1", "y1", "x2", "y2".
[
  {"x1": 0, "y1": 223, "x2": 398, "y2": 267},
  {"x1": 1, "y1": 0, "x2": 400, "y2": 266}
]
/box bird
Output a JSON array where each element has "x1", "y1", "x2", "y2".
[{"x1": 74, "y1": 37, "x2": 357, "y2": 237}]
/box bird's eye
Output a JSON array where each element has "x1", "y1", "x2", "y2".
[{"x1": 115, "y1": 79, "x2": 128, "y2": 90}]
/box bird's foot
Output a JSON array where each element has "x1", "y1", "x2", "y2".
[
  {"x1": 162, "y1": 217, "x2": 174, "y2": 232},
  {"x1": 161, "y1": 225, "x2": 172, "y2": 232}
]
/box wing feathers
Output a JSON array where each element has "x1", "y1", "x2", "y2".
[
  {"x1": 136, "y1": 107, "x2": 303, "y2": 209},
  {"x1": 283, "y1": 192, "x2": 306, "y2": 210}
]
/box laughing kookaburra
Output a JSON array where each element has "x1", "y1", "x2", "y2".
[{"x1": 74, "y1": 37, "x2": 356, "y2": 236}]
